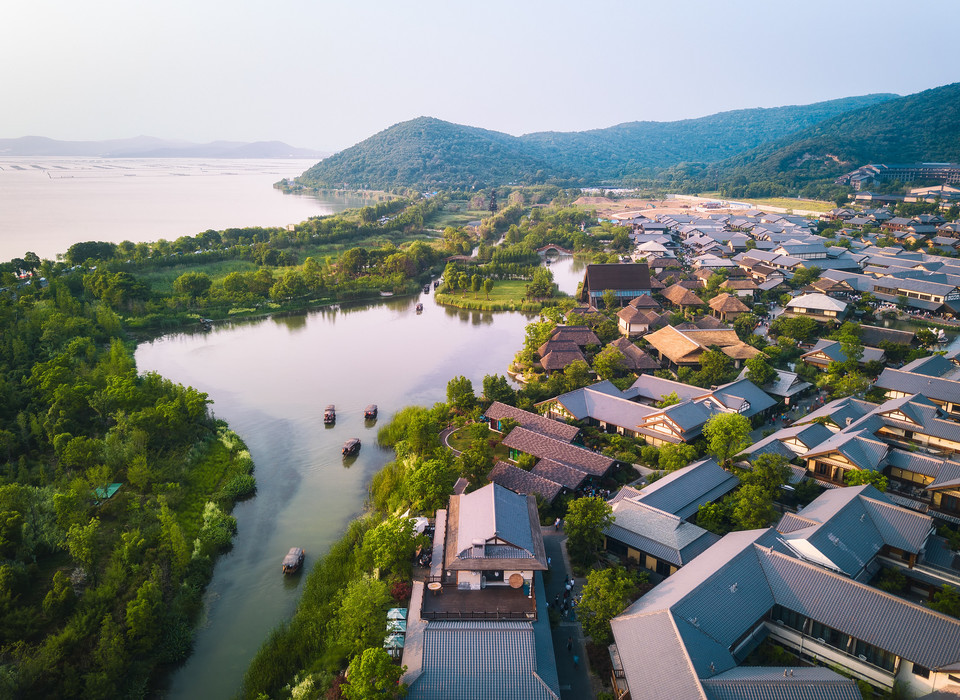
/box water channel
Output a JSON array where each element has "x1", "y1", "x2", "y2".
[{"x1": 136, "y1": 256, "x2": 582, "y2": 698}]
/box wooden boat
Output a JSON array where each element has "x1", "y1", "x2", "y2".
[
  {"x1": 433, "y1": 279, "x2": 439, "y2": 289},
  {"x1": 415, "y1": 303, "x2": 423, "y2": 313},
  {"x1": 364, "y1": 404, "x2": 378, "y2": 419},
  {"x1": 423, "y1": 285, "x2": 430, "y2": 294},
  {"x1": 342, "y1": 438, "x2": 361, "y2": 455},
  {"x1": 323, "y1": 405, "x2": 336, "y2": 424},
  {"x1": 282, "y1": 547, "x2": 305, "y2": 574}
]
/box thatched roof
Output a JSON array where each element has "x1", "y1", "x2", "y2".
[
  {"x1": 629, "y1": 295, "x2": 661, "y2": 310},
  {"x1": 540, "y1": 350, "x2": 586, "y2": 372},
  {"x1": 662, "y1": 283, "x2": 706, "y2": 307},
  {"x1": 538, "y1": 340, "x2": 580, "y2": 357},
  {"x1": 549, "y1": 325, "x2": 600, "y2": 346},
  {"x1": 609, "y1": 338, "x2": 661, "y2": 371},
  {"x1": 644, "y1": 325, "x2": 760, "y2": 365},
  {"x1": 709, "y1": 293, "x2": 750, "y2": 314}
]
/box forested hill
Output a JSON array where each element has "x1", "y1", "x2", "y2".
[
  {"x1": 707, "y1": 82, "x2": 960, "y2": 194},
  {"x1": 298, "y1": 117, "x2": 563, "y2": 191},
  {"x1": 296, "y1": 93, "x2": 896, "y2": 189},
  {"x1": 519, "y1": 93, "x2": 896, "y2": 182}
]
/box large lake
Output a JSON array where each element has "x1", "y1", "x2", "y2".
[{"x1": 0, "y1": 158, "x2": 370, "y2": 261}]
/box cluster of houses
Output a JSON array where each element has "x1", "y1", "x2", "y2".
[{"x1": 399, "y1": 202, "x2": 960, "y2": 700}]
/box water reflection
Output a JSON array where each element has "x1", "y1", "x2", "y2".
[{"x1": 137, "y1": 293, "x2": 535, "y2": 700}]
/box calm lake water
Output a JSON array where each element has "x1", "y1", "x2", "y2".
[
  {"x1": 134, "y1": 280, "x2": 561, "y2": 698},
  {"x1": 0, "y1": 158, "x2": 370, "y2": 261}
]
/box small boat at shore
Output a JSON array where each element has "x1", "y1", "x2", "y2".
[
  {"x1": 433, "y1": 280, "x2": 439, "y2": 289},
  {"x1": 342, "y1": 438, "x2": 361, "y2": 455},
  {"x1": 364, "y1": 404, "x2": 378, "y2": 419},
  {"x1": 324, "y1": 405, "x2": 336, "y2": 424},
  {"x1": 416, "y1": 303, "x2": 423, "y2": 313},
  {"x1": 282, "y1": 547, "x2": 305, "y2": 574},
  {"x1": 423, "y1": 285, "x2": 430, "y2": 294}
]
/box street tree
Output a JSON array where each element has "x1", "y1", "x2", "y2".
[
  {"x1": 745, "y1": 355, "x2": 776, "y2": 388},
  {"x1": 844, "y1": 469, "x2": 888, "y2": 492},
  {"x1": 565, "y1": 496, "x2": 614, "y2": 566},
  {"x1": 658, "y1": 443, "x2": 697, "y2": 472},
  {"x1": 579, "y1": 566, "x2": 641, "y2": 646},
  {"x1": 593, "y1": 346, "x2": 627, "y2": 381}
]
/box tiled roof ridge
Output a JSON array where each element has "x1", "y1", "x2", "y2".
[{"x1": 758, "y1": 546, "x2": 960, "y2": 631}]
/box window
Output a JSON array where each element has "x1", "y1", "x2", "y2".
[{"x1": 912, "y1": 663, "x2": 930, "y2": 679}]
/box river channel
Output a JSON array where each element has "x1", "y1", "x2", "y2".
[{"x1": 136, "y1": 256, "x2": 581, "y2": 698}]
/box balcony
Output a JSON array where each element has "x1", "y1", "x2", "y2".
[{"x1": 420, "y1": 578, "x2": 537, "y2": 621}]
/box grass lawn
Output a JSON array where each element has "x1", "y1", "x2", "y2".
[
  {"x1": 697, "y1": 193, "x2": 834, "y2": 213},
  {"x1": 447, "y1": 426, "x2": 511, "y2": 462},
  {"x1": 138, "y1": 259, "x2": 259, "y2": 293},
  {"x1": 444, "y1": 279, "x2": 529, "y2": 303},
  {"x1": 426, "y1": 201, "x2": 489, "y2": 229}
]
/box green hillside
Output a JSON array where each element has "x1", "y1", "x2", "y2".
[
  {"x1": 520, "y1": 94, "x2": 896, "y2": 182},
  {"x1": 709, "y1": 82, "x2": 960, "y2": 194},
  {"x1": 297, "y1": 94, "x2": 896, "y2": 189},
  {"x1": 298, "y1": 117, "x2": 561, "y2": 190}
]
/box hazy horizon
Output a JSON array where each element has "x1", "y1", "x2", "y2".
[{"x1": 4, "y1": 0, "x2": 958, "y2": 152}]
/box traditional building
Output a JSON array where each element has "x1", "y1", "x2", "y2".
[{"x1": 579, "y1": 263, "x2": 652, "y2": 307}]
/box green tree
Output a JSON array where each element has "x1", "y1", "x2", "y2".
[
  {"x1": 563, "y1": 360, "x2": 592, "y2": 391},
  {"x1": 565, "y1": 496, "x2": 614, "y2": 566},
  {"x1": 593, "y1": 346, "x2": 627, "y2": 381},
  {"x1": 790, "y1": 266, "x2": 821, "y2": 288},
  {"x1": 745, "y1": 355, "x2": 776, "y2": 387},
  {"x1": 696, "y1": 501, "x2": 730, "y2": 535},
  {"x1": 471, "y1": 274, "x2": 482, "y2": 298},
  {"x1": 828, "y1": 370, "x2": 869, "y2": 398},
  {"x1": 844, "y1": 469, "x2": 889, "y2": 492},
  {"x1": 929, "y1": 584, "x2": 960, "y2": 618},
  {"x1": 125, "y1": 572, "x2": 162, "y2": 653},
  {"x1": 172, "y1": 271, "x2": 212, "y2": 299},
  {"x1": 342, "y1": 647, "x2": 407, "y2": 700},
  {"x1": 329, "y1": 575, "x2": 392, "y2": 658},
  {"x1": 730, "y1": 483, "x2": 778, "y2": 530},
  {"x1": 602, "y1": 289, "x2": 618, "y2": 310},
  {"x1": 406, "y1": 456, "x2": 458, "y2": 514},
  {"x1": 698, "y1": 348, "x2": 733, "y2": 386},
  {"x1": 482, "y1": 278, "x2": 494, "y2": 300},
  {"x1": 655, "y1": 392, "x2": 680, "y2": 408},
  {"x1": 702, "y1": 412, "x2": 752, "y2": 466},
  {"x1": 482, "y1": 374, "x2": 515, "y2": 405},
  {"x1": 458, "y1": 438, "x2": 494, "y2": 485},
  {"x1": 579, "y1": 567, "x2": 640, "y2": 646},
  {"x1": 446, "y1": 375, "x2": 477, "y2": 412},
  {"x1": 361, "y1": 517, "x2": 425, "y2": 577},
  {"x1": 657, "y1": 443, "x2": 697, "y2": 472},
  {"x1": 66, "y1": 516, "x2": 100, "y2": 570}
]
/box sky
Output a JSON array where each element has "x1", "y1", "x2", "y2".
[{"x1": 3, "y1": 0, "x2": 958, "y2": 153}]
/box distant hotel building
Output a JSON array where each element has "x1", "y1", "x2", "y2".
[{"x1": 837, "y1": 163, "x2": 960, "y2": 191}]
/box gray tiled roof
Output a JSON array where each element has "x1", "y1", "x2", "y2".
[
  {"x1": 530, "y1": 459, "x2": 588, "y2": 490},
  {"x1": 701, "y1": 667, "x2": 863, "y2": 700},
  {"x1": 408, "y1": 621, "x2": 560, "y2": 700},
  {"x1": 485, "y1": 402, "x2": 580, "y2": 443},
  {"x1": 631, "y1": 458, "x2": 740, "y2": 520},
  {"x1": 605, "y1": 500, "x2": 720, "y2": 567},
  {"x1": 502, "y1": 427, "x2": 613, "y2": 477},
  {"x1": 803, "y1": 429, "x2": 888, "y2": 472},
  {"x1": 454, "y1": 483, "x2": 543, "y2": 565},
  {"x1": 760, "y1": 549, "x2": 960, "y2": 670},
  {"x1": 876, "y1": 368, "x2": 960, "y2": 405},
  {"x1": 612, "y1": 526, "x2": 960, "y2": 700},
  {"x1": 489, "y1": 462, "x2": 564, "y2": 503},
  {"x1": 776, "y1": 485, "x2": 933, "y2": 577},
  {"x1": 546, "y1": 379, "x2": 626, "y2": 420}
]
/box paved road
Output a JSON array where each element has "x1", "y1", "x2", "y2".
[{"x1": 543, "y1": 530, "x2": 595, "y2": 700}]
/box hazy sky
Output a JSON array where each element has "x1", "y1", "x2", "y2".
[{"x1": 3, "y1": 0, "x2": 957, "y2": 152}]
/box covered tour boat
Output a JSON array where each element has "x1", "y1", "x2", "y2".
[
  {"x1": 323, "y1": 405, "x2": 336, "y2": 423},
  {"x1": 342, "y1": 438, "x2": 361, "y2": 455},
  {"x1": 282, "y1": 547, "x2": 305, "y2": 574},
  {"x1": 364, "y1": 404, "x2": 378, "y2": 419}
]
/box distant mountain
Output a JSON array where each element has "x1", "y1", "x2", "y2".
[
  {"x1": 709, "y1": 82, "x2": 960, "y2": 192},
  {"x1": 297, "y1": 94, "x2": 897, "y2": 189},
  {"x1": 0, "y1": 136, "x2": 326, "y2": 159}
]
